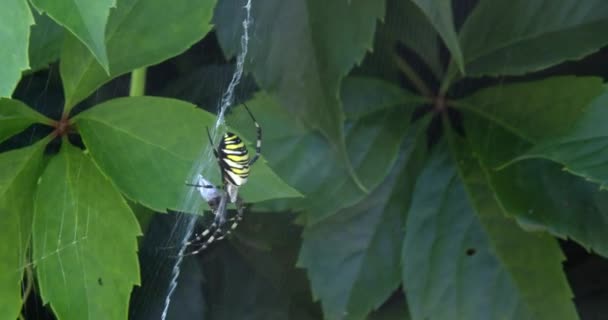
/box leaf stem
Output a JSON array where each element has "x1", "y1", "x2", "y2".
[
  {"x1": 129, "y1": 68, "x2": 147, "y2": 97},
  {"x1": 19, "y1": 264, "x2": 34, "y2": 320},
  {"x1": 439, "y1": 61, "x2": 460, "y2": 95},
  {"x1": 393, "y1": 54, "x2": 433, "y2": 98}
]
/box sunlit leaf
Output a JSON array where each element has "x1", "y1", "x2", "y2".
[
  {"x1": 0, "y1": 0, "x2": 34, "y2": 97},
  {"x1": 74, "y1": 96, "x2": 300, "y2": 214},
  {"x1": 0, "y1": 141, "x2": 46, "y2": 319},
  {"x1": 30, "y1": 0, "x2": 114, "y2": 71},
  {"x1": 60, "y1": 0, "x2": 217, "y2": 109},
  {"x1": 403, "y1": 140, "x2": 577, "y2": 320},
  {"x1": 33, "y1": 143, "x2": 141, "y2": 320},
  {"x1": 459, "y1": 0, "x2": 608, "y2": 76}
]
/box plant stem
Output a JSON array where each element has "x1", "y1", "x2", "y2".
[
  {"x1": 19, "y1": 264, "x2": 34, "y2": 320},
  {"x1": 393, "y1": 54, "x2": 433, "y2": 98},
  {"x1": 129, "y1": 68, "x2": 147, "y2": 96}
]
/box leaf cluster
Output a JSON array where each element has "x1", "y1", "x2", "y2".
[{"x1": 2, "y1": 0, "x2": 608, "y2": 320}]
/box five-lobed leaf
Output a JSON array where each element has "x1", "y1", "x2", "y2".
[
  {"x1": 75, "y1": 96, "x2": 300, "y2": 214},
  {"x1": 30, "y1": 0, "x2": 114, "y2": 72},
  {"x1": 0, "y1": 141, "x2": 47, "y2": 320},
  {"x1": 403, "y1": 139, "x2": 578, "y2": 320},
  {"x1": 0, "y1": 0, "x2": 34, "y2": 97},
  {"x1": 214, "y1": 0, "x2": 385, "y2": 192},
  {"x1": 0, "y1": 98, "x2": 52, "y2": 144},
  {"x1": 459, "y1": 0, "x2": 608, "y2": 76},
  {"x1": 60, "y1": 0, "x2": 217, "y2": 109},
  {"x1": 33, "y1": 143, "x2": 141, "y2": 320}
]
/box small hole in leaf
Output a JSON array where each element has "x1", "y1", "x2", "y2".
[{"x1": 466, "y1": 248, "x2": 476, "y2": 256}]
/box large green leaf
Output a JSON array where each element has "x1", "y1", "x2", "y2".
[
  {"x1": 518, "y1": 89, "x2": 608, "y2": 189},
  {"x1": 60, "y1": 0, "x2": 217, "y2": 110},
  {"x1": 30, "y1": 0, "x2": 114, "y2": 71},
  {"x1": 74, "y1": 96, "x2": 300, "y2": 214},
  {"x1": 28, "y1": 11, "x2": 64, "y2": 72},
  {"x1": 0, "y1": 0, "x2": 34, "y2": 97},
  {"x1": 411, "y1": 0, "x2": 463, "y2": 73},
  {"x1": 297, "y1": 118, "x2": 429, "y2": 320},
  {"x1": 33, "y1": 143, "x2": 141, "y2": 320},
  {"x1": 229, "y1": 78, "x2": 420, "y2": 222},
  {"x1": 0, "y1": 98, "x2": 53, "y2": 143},
  {"x1": 459, "y1": 0, "x2": 608, "y2": 76},
  {"x1": 403, "y1": 140, "x2": 577, "y2": 320},
  {"x1": 214, "y1": 0, "x2": 385, "y2": 190},
  {"x1": 0, "y1": 141, "x2": 47, "y2": 320},
  {"x1": 457, "y1": 77, "x2": 608, "y2": 256}
]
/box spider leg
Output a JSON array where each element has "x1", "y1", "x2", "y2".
[
  {"x1": 182, "y1": 217, "x2": 232, "y2": 256},
  {"x1": 242, "y1": 103, "x2": 262, "y2": 166},
  {"x1": 185, "y1": 183, "x2": 216, "y2": 188},
  {"x1": 215, "y1": 196, "x2": 245, "y2": 241},
  {"x1": 181, "y1": 192, "x2": 229, "y2": 256}
]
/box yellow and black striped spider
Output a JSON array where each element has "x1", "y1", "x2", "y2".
[{"x1": 185, "y1": 103, "x2": 261, "y2": 255}]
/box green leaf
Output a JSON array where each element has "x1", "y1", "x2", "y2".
[
  {"x1": 297, "y1": 119, "x2": 429, "y2": 320},
  {"x1": 459, "y1": 0, "x2": 608, "y2": 76},
  {"x1": 60, "y1": 0, "x2": 217, "y2": 110},
  {"x1": 28, "y1": 11, "x2": 64, "y2": 72},
  {"x1": 0, "y1": 98, "x2": 52, "y2": 143},
  {"x1": 0, "y1": 141, "x2": 47, "y2": 319},
  {"x1": 33, "y1": 143, "x2": 141, "y2": 320},
  {"x1": 411, "y1": 0, "x2": 463, "y2": 73},
  {"x1": 0, "y1": 0, "x2": 34, "y2": 97},
  {"x1": 341, "y1": 77, "x2": 426, "y2": 120},
  {"x1": 518, "y1": 89, "x2": 608, "y2": 189},
  {"x1": 30, "y1": 0, "x2": 114, "y2": 72},
  {"x1": 230, "y1": 78, "x2": 419, "y2": 222},
  {"x1": 456, "y1": 77, "x2": 608, "y2": 256},
  {"x1": 74, "y1": 96, "x2": 300, "y2": 214},
  {"x1": 214, "y1": 0, "x2": 385, "y2": 191},
  {"x1": 358, "y1": 0, "x2": 443, "y2": 81},
  {"x1": 403, "y1": 140, "x2": 578, "y2": 320},
  {"x1": 458, "y1": 76, "x2": 604, "y2": 143}
]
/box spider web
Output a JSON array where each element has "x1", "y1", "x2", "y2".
[{"x1": 160, "y1": 0, "x2": 254, "y2": 318}]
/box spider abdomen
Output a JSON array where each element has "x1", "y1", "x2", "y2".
[{"x1": 219, "y1": 132, "x2": 250, "y2": 186}]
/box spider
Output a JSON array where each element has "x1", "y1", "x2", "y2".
[{"x1": 184, "y1": 103, "x2": 261, "y2": 255}]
